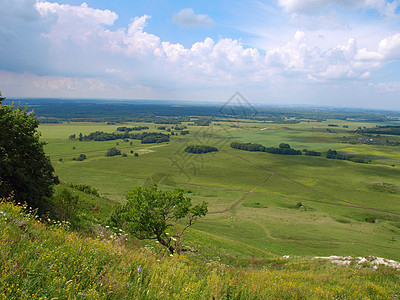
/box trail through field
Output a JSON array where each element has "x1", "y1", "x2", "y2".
[
  {"x1": 208, "y1": 174, "x2": 272, "y2": 214},
  {"x1": 242, "y1": 218, "x2": 400, "y2": 251},
  {"x1": 223, "y1": 150, "x2": 400, "y2": 217},
  {"x1": 58, "y1": 154, "x2": 400, "y2": 216}
]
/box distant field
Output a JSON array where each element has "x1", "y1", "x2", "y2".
[{"x1": 39, "y1": 118, "x2": 400, "y2": 261}]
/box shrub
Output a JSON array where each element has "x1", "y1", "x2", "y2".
[{"x1": 105, "y1": 147, "x2": 121, "y2": 157}]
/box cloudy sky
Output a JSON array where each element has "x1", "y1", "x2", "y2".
[{"x1": 1, "y1": 0, "x2": 400, "y2": 109}]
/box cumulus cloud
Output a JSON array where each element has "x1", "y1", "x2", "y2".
[
  {"x1": 1, "y1": 0, "x2": 400, "y2": 105},
  {"x1": 172, "y1": 8, "x2": 215, "y2": 29},
  {"x1": 356, "y1": 33, "x2": 400, "y2": 62},
  {"x1": 278, "y1": 0, "x2": 400, "y2": 16}
]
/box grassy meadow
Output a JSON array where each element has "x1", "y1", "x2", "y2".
[
  {"x1": 1, "y1": 199, "x2": 400, "y2": 299},
  {"x1": 38, "y1": 117, "x2": 400, "y2": 263}
]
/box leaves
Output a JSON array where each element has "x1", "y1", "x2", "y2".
[
  {"x1": 0, "y1": 98, "x2": 59, "y2": 211},
  {"x1": 108, "y1": 184, "x2": 207, "y2": 253}
]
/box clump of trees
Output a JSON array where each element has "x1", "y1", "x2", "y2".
[
  {"x1": 302, "y1": 149, "x2": 322, "y2": 156},
  {"x1": 141, "y1": 133, "x2": 169, "y2": 144},
  {"x1": 180, "y1": 130, "x2": 189, "y2": 135},
  {"x1": 80, "y1": 131, "x2": 170, "y2": 144},
  {"x1": 73, "y1": 154, "x2": 87, "y2": 161},
  {"x1": 326, "y1": 149, "x2": 370, "y2": 164},
  {"x1": 230, "y1": 142, "x2": 302, "y2": 155},
  {"x1": 173, "y1": 125, "x2": 187, "y2": 130},
  {"x1": 0, "y1": 91, "x2": 59, "y2": 212},
  {"x1": 108, "y1": 184, "x2": 208, "y2": 254},
  {"x1": 357, "y1": 125, "x2": 400, "y2": 136},
  {"x1": 184, "y1": 145, "x2": 218, "y2": 154},
  {"x1": 116, "y1": 126, "x2": 149, "y2": 132},
  {"x1": 105, "y1": 147, "x2": 121, "y2": 156}
]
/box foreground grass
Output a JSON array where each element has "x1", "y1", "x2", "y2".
[{"x1": 1, "y1": 200, "x2": 400, "y2": 299}]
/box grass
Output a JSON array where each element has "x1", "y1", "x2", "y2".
[
  {"x1": 1, "y1": 199, "x2": 400, "y2": 299},
  {"x1": 38, "y1": 119, "x2": 400, "y2": 263}
]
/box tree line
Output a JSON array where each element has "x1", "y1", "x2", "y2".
[
  {"x1": 184, "y1": 145, "x2": 218, "y2": 154},
  {"x1": 116, "y1": 126, "x2": 149, "y2": 132},
  {"x1": 77, "y1": 131, "x2": 170, "y2": 144},
  {"x1": 356, "y1": 125, "x2": 400, "y2": 136},
  {"x1": 326, "y1": 149, "x2": 370, "y2": 163},
  {"x1": 230, "y1": 142, "x2": 302, "y2": 155},
  {"x1": 230, "y1": 141, "x2": 369, "y2": 163}
]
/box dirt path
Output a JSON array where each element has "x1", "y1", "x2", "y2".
[
  {"x1": 223, "y1": 151, "x2": 400, "y2": 216},
  {"x1": 208, "y1": 174, "x2": 272, "y2": 214},
  {"x1": 59, "y1": 155, "x2": 400, "y2": 216}
]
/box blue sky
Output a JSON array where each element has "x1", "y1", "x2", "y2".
[{"x1": 1, "y1": 0, "x2": 400, "y2": 109}]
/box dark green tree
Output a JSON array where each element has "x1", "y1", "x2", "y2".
[
  {"x1": 108, "y1": 184, "x2": 208, "y2": 254},
  {"x1": 0, "y1": 92, "x2": 59, "y2": 211}
]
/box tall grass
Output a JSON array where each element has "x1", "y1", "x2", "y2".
[{"x1": 1, "y1": 199, "x2": 399, "y2": 299}]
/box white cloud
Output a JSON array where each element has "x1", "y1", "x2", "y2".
[
  {"x1": 35, "y1": 2, "x2": 118, "y2": 45},
  {"x1": 123, "y1": 16, "x2": 160, "y2": 56},
  {"x1": 2, "y1": 0, "x2": 400, "y2": 109},
  {"x1": 278, "y1": 0, "x2": 400, "y2": 16},
  {"x1": 172, "y1": 8, "x2": 215, "y2": 29},
  {"x1": 356, "y1": 33, "x2": 400, "y2": 62}
]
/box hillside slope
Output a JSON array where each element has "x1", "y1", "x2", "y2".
[{"x1": 1, "y1": 199, "x2": 399, "y2": 299}]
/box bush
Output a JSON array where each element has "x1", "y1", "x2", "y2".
[
  {"x1": 105, "y1": 147, "x2": 121, "y2": 157},
  {"x1": 365, "y1": 216, "x2": 376, "y2": 223},
  {"x1": 75, "y1": 154, "x2": 86, "y2": 161}
]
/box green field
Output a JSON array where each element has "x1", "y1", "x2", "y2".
[{"x1": 39, "y1": 118, "x2": 400, "y2": 262}]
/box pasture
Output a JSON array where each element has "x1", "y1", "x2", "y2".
[{"x1": 39, "y1": 118, "x2": 400, "y2": 261}]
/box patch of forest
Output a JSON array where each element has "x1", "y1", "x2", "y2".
[
  {"x1": 356, "y1": 125, "x2": 400, "y2": 136},
  {"x1": 184, "y1": 145, "x2": 218, "y2": 154},
  {"x1": 75, "y1": 131, "x2": 170, "y2": 144}
]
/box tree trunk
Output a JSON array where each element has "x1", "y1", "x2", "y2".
[{"x1": 156, "y1": 235, "x2": 175, "y2": 254}]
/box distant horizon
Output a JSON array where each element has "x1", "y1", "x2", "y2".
[{"x1": 4, "y1": 96, "x2": 400, "y2": 114}]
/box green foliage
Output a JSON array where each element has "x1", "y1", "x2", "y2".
[
  {"x1": 68, "y1": 183, "x2": 99, "y2": 196},
  {"x1": 231, "y1": 142, "x2": 303, "y2": 155},
  {"x1": 105, "y1": 147, "x2": 121, "y2": 156},
  {"x1": 81, "y1": 130, "x2": 170, "y2": 143},
  {"x1": 326, "y1": 149, "x2": 370, "y2": 163},
  {"x1": 116, "y1": 126, "x2": 149, "y2": 131},
  {"x1": 50, "y1": 187, "x2": 80, "y2": 223},
  {"x1": 0, "y1": 95, "x2": 59, "y2": 212},
  {"x1": 365, "y1": 216, "x2": 376, "y2": 223},
  {"x1": 109, "y1": 184, "x2": 208, "y2": 254},
  {"x1": 73, "y1": 154, "x2": 86, "y2": 161},
  {"x1": 184, "y1": 145, "x2": 218, "y2": 154},
  {"x1": 279, "y1": 143, "x2": 291, "y2": 149},
  {"x1": 357, "y1": 125, "x2": 400, "y2": 136},
  {"x1": 303, "y1": 149, "x2": 322, "y2": 156}
]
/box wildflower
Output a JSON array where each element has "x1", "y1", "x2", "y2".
[
  {"x1": 12, "y1": 263, "x2": 18, "y2": 268},
  {"x1": 138, "y1": 265, "x2": 142, "y2": 277}
]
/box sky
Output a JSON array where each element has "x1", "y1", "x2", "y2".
[{"x1": 1, "y1": 0, "x2": 400, "y2": 110}]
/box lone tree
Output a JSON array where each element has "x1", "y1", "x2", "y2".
[
  {"x1": 0, "y1": 92, "x2": 59, "y2": 211},
  {"x1": 108, "y1": 184, "x2": 208, "y2": 254}
]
